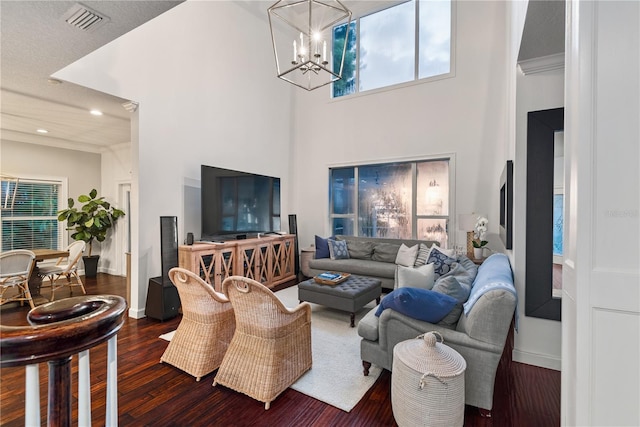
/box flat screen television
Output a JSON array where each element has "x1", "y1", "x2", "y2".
[{"x1": 201, "y1": 165, "x2": 281, "y2": 241}]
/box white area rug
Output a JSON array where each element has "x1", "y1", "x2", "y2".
[
  {"x1": 276, "y1": 285, "x2": 382, "y2": 412},
  {"x1": 158, "y1": 285, "x2": 381, "y2": 412}
]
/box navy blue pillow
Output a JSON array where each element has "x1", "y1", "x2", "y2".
[
  {"x1": 375, "y1": 287, "x2": 457, "y2": 323},
  {"x1": 315, "y1": 235, "x2": 335, "y2": 259}
]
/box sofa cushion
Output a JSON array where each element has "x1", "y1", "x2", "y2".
[
  {"x1": 308, "y1": 258, "x2": 397, "y2": 279},
  {"x1": 395, "y1": 243, "x2": 419, "y2": 267},
  {"x1": 328, "y1": 239, "x2": 350, "y2": 260},
  {"x1": 371, "y1": 243, "x2": 401, "y2": 263},
  {"x1": 395, "y1": 263, "x2": 435, "y2": 290},
  {"x1": 346, "y1": 240, "x2": 375, "y2": 260},
  {"x1": 437, "y1": 303, "x2": 463, "y2": 326},
  {"x1": 427, "y1": 245, "x2": 457, "y2": 279},
  {"x1": 432, "y1": 267, "x2": 471, "y2": 304},
  {"x1": 357, "y1": 305, "x2": 381, "y2": 341},
  {"x1": 375, "y1": 287, "x2": 457, "y2": 323},
  {"x1": 314, "y1": 235, "x2": 334, "y2": 259}
]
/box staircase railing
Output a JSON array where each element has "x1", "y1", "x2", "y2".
[{"x1": 1, "y1": 295, "x2": 127, "y2": 427}]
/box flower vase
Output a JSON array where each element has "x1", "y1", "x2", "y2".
[{"x1": 473, "y1": 247, "x2": 483, "y2": 259}]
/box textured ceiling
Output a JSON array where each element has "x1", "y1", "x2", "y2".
[
  {"x1": 519, "y1": 0, "x2": 565, "y2": 62},
  {"x1": 0, "y1": 1, "x2": 184, "y2": 152}
]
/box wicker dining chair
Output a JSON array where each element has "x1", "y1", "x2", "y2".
[
  {"x1": 0, "y1": 249, "x2": 36, "y2": 309},
  {"x1": 213, "y1": 276, "x2": 312, "y2": 410},
  {"x1": 160, "y1": 268, "x2": 235, "y2": 381},
  {"x1": 38, "y1": 240, "x2": 86, "y2": 301}
]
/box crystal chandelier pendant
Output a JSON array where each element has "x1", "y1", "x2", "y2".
[{"x1": 268, "y1": 0, "x2": 352, "y2": 91}]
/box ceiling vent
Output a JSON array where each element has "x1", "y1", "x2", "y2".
[{"x1": 62, "y1": 3, "x2": 110, "y2": 32}]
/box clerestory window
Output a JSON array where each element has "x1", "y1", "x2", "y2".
[{"x1": 333, "y1": 0, "x2": 453, "y2": 98}]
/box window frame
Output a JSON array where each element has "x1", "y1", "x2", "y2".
[
  {"x1": 328, "y1": 154, "x2": 457, "y2": 247},
  {"x1": 331, "y1": 0, "x2": 456, "y2": 100},
  {"x1": 0, "y1": 174, "x2": 67, "y2": 252}
]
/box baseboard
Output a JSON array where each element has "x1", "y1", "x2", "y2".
[
  {"x1": 512, "y1": 348, "x2": 561, "y2": 371},
  {"x1": 128, "y1": 307, "x2": 146, "y2": 319}
]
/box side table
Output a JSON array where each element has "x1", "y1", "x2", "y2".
[{"x1": 300, "y1": 246, "x2": 315, "y2": 277}]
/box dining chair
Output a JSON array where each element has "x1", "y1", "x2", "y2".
[
  {"x1": 213, "y1": 276, "x2": 312, "y2": 410},
  {"x1": 0, "y1": 249, "x2": 36, "y2": 309},
  {"x1": 38, "y1": 241, "x2": 86, "y2": 301}
]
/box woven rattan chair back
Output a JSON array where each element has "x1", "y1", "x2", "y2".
[
  {"x1": 39, "y1": 241, "x2": 86, "y2": 300},
  {"x1": 214, "y1": 276, "x2": 312, "y2": 409},
  {"x1": 160, "y1": 268, "x2": 235, "y2": 381},
  {"x1": 0, "y1": 249, "x2": 36, "y2": 309}
]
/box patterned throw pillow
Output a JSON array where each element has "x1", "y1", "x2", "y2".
[
  {"x1": 414, "y1": 243, "x2": 431, "y2": 266},
  {"x1": 328, "y1": 239, "x2": 350, "y2": 260},
  {"x1": 427, "y1": 245, "x2": 457, "y2": 279}
]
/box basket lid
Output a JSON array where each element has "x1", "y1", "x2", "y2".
[{"x1": 395, "y1": 331, "x2": 466, "y2": 380}]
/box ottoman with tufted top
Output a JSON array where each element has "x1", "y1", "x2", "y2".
[{"x1": 298, "y1": 275, "x2": 382, "y2": 327}]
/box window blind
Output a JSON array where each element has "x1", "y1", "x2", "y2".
[{"x1": 1, "y1": 179, "x2": 62, "y2": 251}]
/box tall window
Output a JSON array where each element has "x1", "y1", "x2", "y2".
[
  {"x1": 333, "y1": 0, "x2": 453, "y2": 98},
  {"x1": 1, "y1": 178, "x2": 63, "y2": 251},
  {"x1": 329, "y1": 159, "x2": 451, "y2": 247}
]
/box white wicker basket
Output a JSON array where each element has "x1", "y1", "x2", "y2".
[{"x1": 392, "y1": 331, "x2": 467, "y2": 427}]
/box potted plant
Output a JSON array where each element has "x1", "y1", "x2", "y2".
[
  {"x1": 472, "y1": 216, "x2": 489, "y2": 259},
  {"x1": 57, "y1": 189, "x2": 125, "y2": 277}
]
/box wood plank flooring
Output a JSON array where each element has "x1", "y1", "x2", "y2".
[{"x1": 1, "y1": 273, "x2": 560, "y2": 426}]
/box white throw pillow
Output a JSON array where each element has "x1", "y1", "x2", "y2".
[
  {"x1": 395, "y1": 263, "x2": 436, "y2": 290},
  {"x1": 427, "y1": 243, "x2": 455, "y2": 259},
  {"x1": 395, "y1": 243, "x2": 419, "y2": 267}
]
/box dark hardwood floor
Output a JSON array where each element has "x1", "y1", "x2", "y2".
[{"x1": 1, "y1": 274, "x2": 560, "y2": 426}]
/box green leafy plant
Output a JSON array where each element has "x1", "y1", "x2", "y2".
[{"x1": 57, "y1": 189, "x2": 125, "y2": 256}]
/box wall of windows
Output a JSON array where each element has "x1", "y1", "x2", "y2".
[
  {"x1": 329, "y1": 158, "x2": 452, "y2": 247},
  {"x1": 333, "y1": 0, "x2": 453, "y2": 98},
  {"x1": 1, "y1": 178, "x2": 63, "y2": 251}
]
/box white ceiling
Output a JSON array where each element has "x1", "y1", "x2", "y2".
[
  {"x1": 1, "y1": 0, "x2": 564, "y2": 155},
  {"x1": 1, "y1": 1, "x2": 184, "y2": 153}
]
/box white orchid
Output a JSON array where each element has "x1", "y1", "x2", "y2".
[{"x1": 473, "y1": 216, "x2": 489, "y2": 248}]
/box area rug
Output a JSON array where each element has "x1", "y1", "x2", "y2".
[
  {"x1": 158, "y1": 285, "x2": 381, "y2": 412},
  {"x1": 276, "y1": 285, "x2": 382, "y2": 412}
]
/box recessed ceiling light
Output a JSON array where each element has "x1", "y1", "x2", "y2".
[
  {"x1": 90, "y1": 109, "x2": 103, "y2": 116},
  {"x1": 36, "y1": 129, "x2": 49, "y2": 134}
]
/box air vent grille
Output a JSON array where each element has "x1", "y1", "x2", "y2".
[{"x1": 62, "y1": 3, "x2": 110, "y2": 32}]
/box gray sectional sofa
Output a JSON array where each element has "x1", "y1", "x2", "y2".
[
  {"x1": 307, "y1": 235, "x2": 439, "y2": 290},
  {"x1": 357, "y1": 253, "x2": 517, "y2": 415}
]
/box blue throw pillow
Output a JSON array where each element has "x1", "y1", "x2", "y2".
[
  {"x1": 427, "y1": 246, "x2": 457, "y2": 279},
  {"x1": 375, "y1": 287, "x2": 457, "y2": 323},
  {"x1": 314, "y1": 235, "x2": 334, "y2": 259},
  {"x1": 327, "y1": 239, "x2": 350, "y2": 260}
]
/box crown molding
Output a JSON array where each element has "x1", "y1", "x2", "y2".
[{"x1": 518, "y1": 53, "x2": 565, "y2": 75}]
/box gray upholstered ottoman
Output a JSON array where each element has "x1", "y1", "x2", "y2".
[{"x1": 298, "y1": 275, "x2": 382, "y2": 327}]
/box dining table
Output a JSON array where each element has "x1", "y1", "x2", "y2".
[{"x1": 29, "y1": 248, "x2": 69, "y2": 298}]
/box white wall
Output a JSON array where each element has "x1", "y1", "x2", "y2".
[
  {"x1": 100, "y1": 142, "x2": 132, "y2": 276},
  {"x1": 55, "y1": 1, "x2": 294, "y2": 318},
  {"x1": 511, "y1": 68, "x2": 564, "y2": 369},
  {"x1": 0, "y1": 139, "x2": 101, "y2": 250},
  {"x1": 290, "y1": 1, "x2": 510, "y2": 257}
]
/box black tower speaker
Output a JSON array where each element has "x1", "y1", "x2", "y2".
[
  {"x1": 146, "y1": 216, "x2": 180, "y2": 321},
  {"x1": 288, "y1": 214, "x2": 300, "y2": 275},
  {"x1": 160, "y1": 216, "x2": 179, "y2": 283}
]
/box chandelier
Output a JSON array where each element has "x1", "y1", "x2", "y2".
[{"x1": 268, "y1": 0, "x2": 352, "y2": 91}]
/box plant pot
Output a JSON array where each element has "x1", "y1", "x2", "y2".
[
  {"x1": 473, "y1": 247, "x2": 483, "y2": 260},
  {"x1": 83, "y1": 255, "x2": 100, "y2": 278}
]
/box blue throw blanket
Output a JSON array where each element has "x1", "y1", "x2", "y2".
[{"x1": 463, "y1": 253, "x2": 519, "y2": 330}]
